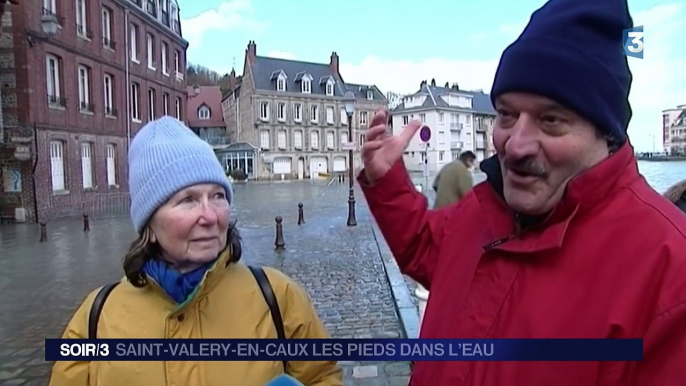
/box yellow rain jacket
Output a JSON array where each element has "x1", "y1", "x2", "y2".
[{"x1": 48, "y1": 250, "x2": 343, "y2": 386}]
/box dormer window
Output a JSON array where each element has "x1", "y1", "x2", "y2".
[
  {"x1": 320, "y1": 76, "x2": 335, "y2": 96},
  {"x1": 270, "y1": 70, "x2": 287, "y2": 92},
  {"x1": 198, "y1": 105, "x2": 210, "y2": 120},
  {"x1": 326, "y1": 82, "x2": 334, "y2": 96},
  {"x1": 295, "y1": 72, "x2": 313, "y2": 94},
  {"x1": 367, "y1": 90, "x2": 373, "y2": 100}
]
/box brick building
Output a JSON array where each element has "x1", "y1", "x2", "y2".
[{"x1": 0, "y1": 0, "x2": 188, "y2": 223}]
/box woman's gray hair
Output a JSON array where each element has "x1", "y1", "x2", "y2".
[{"x1": 122, "y1": 221, "x2": 243, "y2": 287}]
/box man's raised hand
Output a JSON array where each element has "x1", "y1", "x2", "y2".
[{"x1": 362, "y1": 109, "x2": 421, "y2": 183}]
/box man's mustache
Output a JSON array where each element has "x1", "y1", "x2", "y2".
[{"x1": 503, "y1": 157, "x2": 549, "y2": 178}]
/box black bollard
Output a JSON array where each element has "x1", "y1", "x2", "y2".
[
  {"x1": 39, "y1": 222, "x2": 47, "y2": 243},
  {"x1": 297, "y1": 203, "x2": 305, "y2": 225},
  {"x1": 275, "y1": 216, "x2": 285, "y2": 250},
  {"x1": 83, "y1": 214, "x2": 90, "y2": 232}
]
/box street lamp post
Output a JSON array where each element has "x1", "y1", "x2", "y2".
[{"x1": 344, "y1": 91, "x2": 357, "y2": 227}]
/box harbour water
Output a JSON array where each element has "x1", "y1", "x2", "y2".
[{"x1": 411, "y1": 160, "x2": 686, "y2": 201}]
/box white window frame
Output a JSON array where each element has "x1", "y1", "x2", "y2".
[
  {"x1": 326, "y1": 106, "x2": 334, "y2": 125},
  {"x1": 438, "y1": 112, "x2": 444, "y2": 124},
  {"x1": 293, "y1": 104, "x2": 302, "y2": 122},
  {"x1": 43, "y1": 0, "x2": 56, "y2": 13},
  {"x1": 367, "y1": 90, "x2": 373, "y2": 100},
  {"x1": 130, "y1": 24, "x2": 139, "y2": 62},
  {"x1": 340, "y1": 131, "x2": 348, "y2": 147},
  {"x1": 77, "y1": 65, "x2": 90, "y2": 110},
  {"x1": 174, "y1": 50, "x2": 181, "y2": 75},
  {"x1": 102, "y1": 7, "x2": 112, "y2": 48},
  {"x1": 326, "y1": 131, "x2": 334, "y2": 149},
  {"x1": 302, "y1": 80, "x2": 311, "y2": 94},
  {"x1": 175, "y1": 97, "x2": 181, "y2": 119},
  {"x1": 260, "y1": 102, "x2": 269, "y2": 121},
  {"x1": 310, "y1": 131, "x2": 319, "y2": 149},
  {"x1": 310, "y1": 105, "x2": 318, "y2": 123},
  {"x1": 50, "y1": 140, "x2": 65, "y2": 191},
  {"x1": 359, "y1": 111, "x2": 368, "y2": 126},
  {"x1": 104, "y1": 73, "x2": 114, "y2": 116},
  {"x1": 340, "y1": 108, "x2": 348, "y2": 125},
  {"x1": 294, "y1": 130, "x2": 303, "y2": 149},
  {"x1": 163, "y1": 93, "x2": 169, "y2": 115},
  {"x1": 46, "y1": 54, "x2": 61, "y2": 104},
  {"x1": 277, "y1": 75, "x2": 286, "y2": 92},
  {"x1": 277, "y1": 103, "x2": 285, "y2": 121},
  {"x1": 106, "y1": 144, "x2": 117, "y2": 186},
  {"x1": 277, "y1": 130, "x2": 287, "y2": 149},
  {"x1": 147, "y1": 33, "x2": 156, "y2": 69},
  {"x1": 81, "y1": 142, "x2": 94, "y2": 189},
  {"x1": 148, "y1": 88, "x2": 155, "y2": 121},
  {"x1": 420, "y1": 113, "x2": 426, "y2": 123},
  {"x1": 198, "y1": 106, "x2": 210, "y2": 120},
  {"x1": 161, "y1": 42, "x2": 169, "y2": 75},
  {"x1": 131, "y1": 82, "x2": 140, "y2": 121},
  {"x1": 403, "y1": 115, "x2": 409, "y2": 125},
  {"x1": 260, "y1": 130, "x2": 270, "y2": 149},
  {"x1": 75, "y1": 0, "x2": 88, "y2": 38},
  {"x1": 325, "y1": 81, "x2": 334, "y2": 96}
]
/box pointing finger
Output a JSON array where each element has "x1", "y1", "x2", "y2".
[
  {"x1": 369, "y1": 109, "x2": 389, "y2": 129},
  {"x1": 366, "y1": 125, "x2": 388, "y2": 142},
  {"x1": 398, "y1": 120, "x2": 422, "y2": 147}
]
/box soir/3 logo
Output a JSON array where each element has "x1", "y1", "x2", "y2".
[{"x1": 623, "y1": 26, "x2": 644, "y2": 59}]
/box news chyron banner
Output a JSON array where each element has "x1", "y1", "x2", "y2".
[{"x1": 46, "y1": 339, "x2": 643, "y2": 362}]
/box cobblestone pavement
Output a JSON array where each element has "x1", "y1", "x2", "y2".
[{"x1": 0, "y1": 178, "x2": 411, "y2": 386}]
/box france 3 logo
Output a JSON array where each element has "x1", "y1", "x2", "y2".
[{"x1": 623, "y1": 26, "x2": 644, "y2": 59}]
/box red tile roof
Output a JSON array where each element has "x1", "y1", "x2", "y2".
[{"x1": 186, "y1": 85, "x2": 225, "y2": 128}]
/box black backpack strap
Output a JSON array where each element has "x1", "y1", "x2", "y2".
[
  {"x1": 248, "y1": 265, "x2": 287, "y2": 372},
  {"x1": 88, "y1": 282, "x2": 120, "y2": 339}
]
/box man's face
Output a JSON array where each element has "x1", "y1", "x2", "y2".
[
  {"x1": 464, "y1": 158, "x2": 475, "y2": 169},
  {"x1": 492, "y1": 92, "x2": 610, "y2": 215}
]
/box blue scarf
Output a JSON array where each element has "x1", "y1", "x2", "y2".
[{"x1": 142, "y1": 258, "x2": 216, "y2": 304}]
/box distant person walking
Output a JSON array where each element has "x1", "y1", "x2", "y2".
[
  {"x1": 432, "y1": 151, "x2": 477, "y2": 209},
  {"x1": 664, "y1": 179, "x2": 686, "y2": 214}
]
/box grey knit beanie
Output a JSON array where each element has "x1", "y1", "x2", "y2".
[{"x1": 128, "y1": 116, "x2": 233, "y2": 233}]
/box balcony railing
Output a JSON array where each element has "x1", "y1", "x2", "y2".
[
  {"x1": 105, "y1": 107, "x2": 118, "y2": 117},
  {"x1": 47, "y1": 94, "x2": 67, "y2": 108},
  {"x1": 42, "y1": 7, "x2": 65, "y2": 25},
  {"x1": 79, "y1": 101, "x2": 95, "y2": 113},
  {"x1": 103, "y1": 37, "x2": 116, "y2": 49},
  {"x1": 450, "y1": 122, "x2": 463, "y2": 130},
  {"x1": 476, "y1": 142, "x2": 486, "y2": 149},
  {"x1": 475, "y1": 123, "x2": 486, "y2": 132},
  {"x1": 202, "y1": 136, "x2": 230, "y2": 146},
  {"x1": 76, "y1": 24, "x2": 94, "y2": 39},
  {"x1": 450, "y1": 141, "x2": 463, "y2": 149}
]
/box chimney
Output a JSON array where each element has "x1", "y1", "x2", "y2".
[
  {"x1": 444, "y1": 82, "x2": 449, "y2": 88},
  {"x1": 329, "y1": 51, "x2": 339, "y2": 74},
  {"x1": 451, "y1": 82, "x2": 459, "y2": 91},
  {"x1": 430, "y1": 78, "x2": 436, "y2": 87},
  {"x1": 246, "y1": 40, "x2": 256, "y2": 64}
]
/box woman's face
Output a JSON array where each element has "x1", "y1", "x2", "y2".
[{"x1": 149, "y1": 183, "x2": 230, "y2": 272}]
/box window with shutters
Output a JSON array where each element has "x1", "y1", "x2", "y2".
[
  {"x1": 50, "y1": 140, "x2": 66, "y2": 191},
  {"x1": 326, "y1": 106, "x2": 334, "y2": 124},
  {"x1": 163, "y1": 93, "x2": 169, "y2": 115},
  {"x1": 277, "y1": 130, "x2": 287, "y2": 149},
  {"x1": 277, "y1": 103, "x2": 285, "y2": 121},
  {"x1": 77, "y1": 65, "x2": 91, "y2": 111},
  {"x1": 106, "y1": 144, "x2": 117, "y2": 186},
  {"x1": 294, "y1": 130, "x2": 303, "y2": 149},
  {"x1": 104, "y1": 73, "x2": 115, "y2": 116},
  {"x1": 326, "y1": 132, "x2": 335, "y2": 149},
  {"x1": 359, "y1": 111, "x2": 368, "y2": 126},
  {"x1": 131, "y1": 82, "x2": 141, "y2": 121},
  {"x1": 260, "y1": 102, "x2": 269, "y2": 121},
  {"x1": 340, "y1": 108, "x2": 348, "y2": 125},
  {"x1": 260, "y1": 130, "x2": 269, "y2": 149},
  {"x1": 310, "y1": 105, "x2": 318, "y2": 123},
  {"x1": 293, "y1": 104, "x2": 302, "y2": 122},
  {"x1": 175, "y1": 97, "x2": 182, "y2": 120},
  {"x1": 310, "y1": 131, "x2": 319, "y2": 149},
  {"x1": 81, "y1": 142, "x2": 94, "y2": 189}
]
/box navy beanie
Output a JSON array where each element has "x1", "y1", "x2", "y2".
[{"x1": 490, "y1": 0, "x2": 634, "y2": 143}]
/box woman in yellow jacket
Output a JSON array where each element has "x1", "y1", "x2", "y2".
[{"x1": 48, "y1": 116, "x2": 342, "y2": 386}]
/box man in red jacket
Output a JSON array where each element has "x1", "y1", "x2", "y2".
[{"x1": 358, "y1": 0, "x2": 686, "y2": 384}]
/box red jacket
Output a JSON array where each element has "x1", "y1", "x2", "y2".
[{"x1": 359, "y1": 143, "x2": 686, "y2": 385}]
